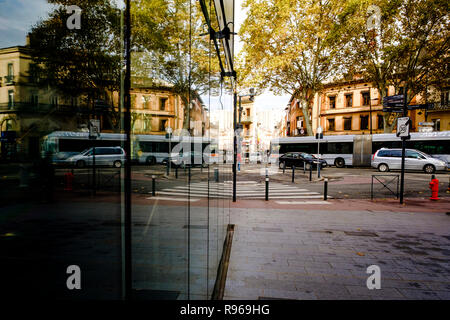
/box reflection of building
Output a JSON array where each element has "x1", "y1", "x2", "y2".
[
  {"x1": 285, "y1": 76, "x2": 449, "y2": 136},
  {"x1": 0, "y1": 45, "x2": 90, "y2": 160},
  {"x1": 0, "y1": 42, "x2": 210, "y2": 160},
  {"x1": 239, "y1": 96, "x2": 255, "y2": 157},
  {"x1": 256, "y1": 108, "x2": 284, "y2": 152},
  {"x1": 210, "y1": 109, "x2": 233, "y2": 151}
]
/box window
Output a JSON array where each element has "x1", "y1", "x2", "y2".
[
  {"x1": 432, "y1": 119, "x2": 440, "y2": 131},
  {"x1": 296, "y1": 116, "x2": 303, "y2": 128},
  {"x1": 441, "y1": 90, "x2": 449, "y2": 105},
  {"x1": 362, "y1": 92, "x2": 370, "y2": 106},
  {"x1": 328, "y1": 118, "x2": 335, "y2": 131},
  {"x1": 6, "y1": 63, "x2": 14, "y2": 83},
  {"x1": 31, "y1": 93, "x2": 39, "y2": 106},
  {"x1": 160, "y1": 97, "x2": 168, "y2": 111},
  {"x1": 345, "y1": 94, "x2": 353, "y2": 107},
  {"x1": 51, "y1": 96, "x2": 58, "y2": 106},
  {"x1": 8, "y1": 90, "x2": 14, "y2": 108},
  {"x1": 360, "y1": 115, "x2": 369, "y2": 130},
  {"x1": 406, "y1": 150, "x2": 424, "y2": 159},
  {"x1": 344, "y1": 117, "x2": 352, "y2": 130},
  {"x1": 329, "y1": 96, "x2": 336, "y2": 109},
  {"x1": 159, "y1": 119, "x2": 167, "y2": 131},
  {"x1": 246, "y1": 108, "x2": 251, "y2": 117},
  {"x1": 377, "y1": 115, "x2": 384, "y2": 130}
]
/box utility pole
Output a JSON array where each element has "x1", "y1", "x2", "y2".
[{"x1": 399, "y1": 86, "x2": 408, "y2": 204}]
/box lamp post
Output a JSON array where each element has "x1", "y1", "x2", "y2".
[{"x1": 166, "y1": 126, "x2": 173, "y2": 174}]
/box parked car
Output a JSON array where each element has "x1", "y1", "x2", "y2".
[
  {"x1": 163, "y1": 151, "x2": 208, "y2": 168},
  {"x1": 278, "y1": 152, "x2": 327, "y2": 169},
  {"x1": 68, "y1": 147, "x2": 126, "y2": 168},
  {"x1": 372, "y1": 148, "x2": 447, "y2": 173}
]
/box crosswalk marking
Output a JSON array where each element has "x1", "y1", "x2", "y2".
[
  {"x1": 275, "y1": 201, "x2": 331, "y2": 204},
  {"x1": 146, "y1": 180, "x2": 329, "y2": 201}
]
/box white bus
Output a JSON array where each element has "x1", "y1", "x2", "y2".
[
  {"x1": 41, "y1": 131, "x2": 218, "y2": 165},
  {"x1": 271, "y1": 131, "x2": 450, "y2": 168}
]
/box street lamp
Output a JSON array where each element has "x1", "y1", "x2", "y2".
[{"x1": 166, "y1": 126, "x2": 173, "y2": 174}]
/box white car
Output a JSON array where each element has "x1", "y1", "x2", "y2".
[
  {"x1": 68, "y1": 147, "x2": 126, "y2": 168},
  {"x1": 372, "y1": 148, "x2": 447, "y2": 173},
  {"x1": 249, "y1": 152, "x2": 262, "y2": 164}
]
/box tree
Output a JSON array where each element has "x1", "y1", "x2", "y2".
[
  {"x1": 28, "y1": 0, "x2": 122, "y2": 131},
  {"x1": 335, "y1": 0, "x2": 449, "y2": 132},
  {"x1": 132, "y1": 0, "x2": 221, "y2": 131},
  {"x1": 238, "y1": 0, "x2": 346, "y2": 135}
]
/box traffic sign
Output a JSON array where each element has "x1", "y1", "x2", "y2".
[
  {"x1": 89, "y1": 119, "x2": 100, "y2": 139},
  {"x1": 396, "y1": 117, "x2": 410, "y2": 138}
]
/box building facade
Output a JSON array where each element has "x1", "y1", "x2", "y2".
[{"x1": 285, "y1": 77, "x2": 449, "y2": 137}]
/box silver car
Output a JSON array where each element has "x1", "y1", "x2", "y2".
[
  {"x1": 372, "y1": 148, "x2": 447, "y2": 173},
  {"x1": 68, "y1": 147, "x2": 126, "y2": 168}
]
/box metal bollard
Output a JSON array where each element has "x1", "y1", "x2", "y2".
[
  {"x1": 265, "y1": 175, "x2": 269, "y2": 201},
  {"x1": 152, "y1": 175, "x2": 156, "y2": 196},
  {"x1": 214, "y1": 168, "x2": 219, "y2": 182},
  {"x1": 324, "y1": 178, "x2": 328, "y2": 200},
  {"x1": 318, "y1": 162, "x2": 321, "y2": 178},
  {"x1": 283, "y1": 162, "x2": 285, "y2": 174},
  {"x1": 166, "y1": 161, "x2": 169, "y2": 175},
  {"x1": 175, "y1": 166, "x2": 178, "y2": 179},
  {"x1": 292, "y1": 165, "x2": 295, "y2": 183},
  {"x1": 303, "y1": 162, "x2": 306, "y2": 174},
  {"x1": 188, "y1": 166, "x2": 191, "y2": 183},
  {"x1": 309, "y1": 162, "x2": 312, "y2": 181}
]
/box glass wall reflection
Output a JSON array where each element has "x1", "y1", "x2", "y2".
[{"x1": 0, "y1": 0, "x2": 232, "y2": 300}]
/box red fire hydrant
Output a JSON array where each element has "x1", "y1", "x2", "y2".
[
  {"x1": 64, "y1": 172, "x2": 74, "y2": 191},
  {"x1": 429, "y1": 175, "x2": 439, "y2": 200}
]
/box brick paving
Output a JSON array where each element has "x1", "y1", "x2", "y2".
[{"x1": 224, "y1": 207, "x2": 450, "y2": 300}]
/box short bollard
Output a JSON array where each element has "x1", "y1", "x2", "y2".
[
  {"x1": 152, "y1": 175, "x2": 156, "y2": 196},
  {"x1": 318, "y1": 162, "x2": 321, "y2": 178},
  {"x1": 166, "y1": 161, "x2": 169, "y2": 175},
  {"x1": 292, "y1": 165, "x2": 295, "y2": 183},
  {"x1": 283, "y1": 162, "x2": 285, "y2": 174},
  {"x1": 309, "y1": 162, "x2": 312, "y2": 181},
  {"x1": 265, "y1": 176, "x2": 269, "y2": 201},
  {"x1": 324, "y1": 178, "x2": 328, "y2": 200},
  {"x1": 214, "y1": 168, "x2": 219, "y2": 183},
  {"x1": 175, "y1": 166, "x2": 178, "y2": 179},
  {"x1": 188, "y1": 167, "x2": 191, "y2": 183},
  {"x1": 303, "y1": 162, "x2": 306, "y2": 174}
]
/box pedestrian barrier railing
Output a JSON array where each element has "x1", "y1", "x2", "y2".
[{"x1": 371, "y1": 174, "x2": 399, "y2": 200}]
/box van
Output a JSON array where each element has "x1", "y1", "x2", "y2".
[
  {"x1": 68, "y1": 147, "x2": 126, "y2": 168},
  {"x1": 372, "y1": 148, "x2": 447, "y2": 173}
]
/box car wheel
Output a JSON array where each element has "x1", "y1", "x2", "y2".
[
  {"x1": 279, "y1": 161, "x2": 285, "y2": 169},
  {"x1": 378, "y1": 163, "x2": 389, "y2": 172},
  {"x1": 423, "y1": 164, "x2": 435, "y2": 174},
  {"x1": 146, "y1": 157, "x2": 156, "y2": 165},
  {"x1": 335, "y1": 158, "x2": 345, "y2": 168},
  {"x1": 113, "y1": 160, "x2": 122, "y2": 168},
  {"x1": 76, "y1": 160, "x2": 86, "y2": 168}
]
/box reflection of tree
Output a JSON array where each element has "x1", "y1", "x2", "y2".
[
  {"x1": 131, "y1": 112, "x2": 152, "y2": 134},
  {"x1": 28, "y1": 0, "x2": 122, "y2": 131},
  {"x1": 132, "y1": 0, "x2": 220, "y2": 130}
]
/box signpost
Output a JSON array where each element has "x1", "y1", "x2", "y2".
[
  {"x1": 89, "y1": 119, "x2": 100, "y2": 196},
  {"x1": 316, "y1": 126, "x2": 323, "y2": 178}
]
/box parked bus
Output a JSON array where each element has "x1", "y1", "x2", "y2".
[
  {"x1": 41, "y1": 131, "x2": 218, "y2": 165},
  {"x1": 271, "y1": 131, "x2": 450, "y2": 168}
]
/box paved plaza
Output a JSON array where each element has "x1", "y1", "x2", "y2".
[{"x1": 224, "y1": 205, "x2": 450, "y2": 300}]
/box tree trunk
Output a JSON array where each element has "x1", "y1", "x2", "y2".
[
  {"x1": 300, "y1": 99, "x2": 313, "y2": 136},
  {"x1": 180, "y1": 93, "x2": 190, "y2": 132}
]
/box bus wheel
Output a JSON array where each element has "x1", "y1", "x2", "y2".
[
  {"x1": 113, "y1": 160, "x2": 122, "y2": 168},
  {"x1": 76, "y1": 160, "x2": 86, "y2": 168},
  {"x1": 423, "y1": 164, "x2": 435, "y2": 174},
  {"x1": 146, "y1": 157, "x2": 156, "y2": 165},
  {"x1": 334, "y1": 158, "x2": 345, "y2": 168},
  {"x1": 378, "y1": 163, "x2": 389, "y2": 172}
]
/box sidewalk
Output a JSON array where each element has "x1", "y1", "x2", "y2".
[{"x1": 224, "y1": 202, "x2": 450, "y2": 300}]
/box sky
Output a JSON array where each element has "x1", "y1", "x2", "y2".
[{"x1": 0, "y1": 0, "x2": 290, "y2": 111}]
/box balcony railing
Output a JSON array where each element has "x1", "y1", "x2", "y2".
[
  {"x1": 241, "y1": 115, "x2": 253, "y2": 123},
  {"x1": 0, "y1": 102, "x2": 92, "y2": 114},
  {"x1": 428, "y1": 102, "x2": 450, "y2": 111},
  {"x1": 4, "y1": 75, "x2": 15, "y2": 85}
]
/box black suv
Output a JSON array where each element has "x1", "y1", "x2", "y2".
[{"x1": 278, "y1": 152, "x2": 327, "y2": 169}]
